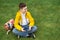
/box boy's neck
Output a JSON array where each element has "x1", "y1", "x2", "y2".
[{"x1": 20, "y1": 10, "x2": 26, "y2": 14}]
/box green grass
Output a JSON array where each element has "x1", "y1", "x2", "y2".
[{"x1": 0, "y1": 0, "x2": 60, "y2": 40}]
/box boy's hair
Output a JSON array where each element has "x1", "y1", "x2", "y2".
[{"x1": 19, "y1": 3, "x2": 26, "y2": 9}]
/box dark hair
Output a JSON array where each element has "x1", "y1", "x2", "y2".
[{"x1": 19, "y1": 3, "x2": 26, "y2": 9}]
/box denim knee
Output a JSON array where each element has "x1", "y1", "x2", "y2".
[{"x1": 33, "y1": 26, "x2": 37, "y2": 31}]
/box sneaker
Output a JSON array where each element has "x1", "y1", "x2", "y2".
[
  {"x1": 18, "y1": 35, "x2": 20, "y2": 39},
  {"x1": 29, "y1": 33, "x2": 36, "y2": 39}
]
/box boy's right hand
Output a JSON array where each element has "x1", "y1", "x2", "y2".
[{"x1": 21, "y1": 28, "x2": 25, "y2": 32}]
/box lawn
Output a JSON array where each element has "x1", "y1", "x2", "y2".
[{"x1": 0, "y1": 0, "x2": 60, "y2": 40}]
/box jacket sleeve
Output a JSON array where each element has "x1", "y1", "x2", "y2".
[
  {"x1": 14, "y1": 12, "x2": 23, "y2": 31},
  {"x1": 27, "y1": 12, "x2": 35, "y2": 27}
]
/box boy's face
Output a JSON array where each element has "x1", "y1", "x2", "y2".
[{"x1": 20, "y1": 6, "x2": 27, "y2": 13}]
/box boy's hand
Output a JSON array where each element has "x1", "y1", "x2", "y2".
[
  {"x1": 28, "y1": 26, "x2": 32, "y2": 31},
  {"x1": 21, "y1": 28, "x2": 25, "y2": 32}
]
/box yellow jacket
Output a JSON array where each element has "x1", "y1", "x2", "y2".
[{"x1": 14, "y1": 11, "x2": 34, "y2": 31}]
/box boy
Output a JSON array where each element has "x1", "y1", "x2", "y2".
[{"x1": 12, "y1": 3, "x2": 37, "y2": 38}]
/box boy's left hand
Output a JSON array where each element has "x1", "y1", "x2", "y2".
[{"x1": 28, "y1": 26, "x2": 32, "y2": 31}]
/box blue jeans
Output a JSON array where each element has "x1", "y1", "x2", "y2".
[{"x1": 12, "y1": 25, "x2": 37, "y2": 37}]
